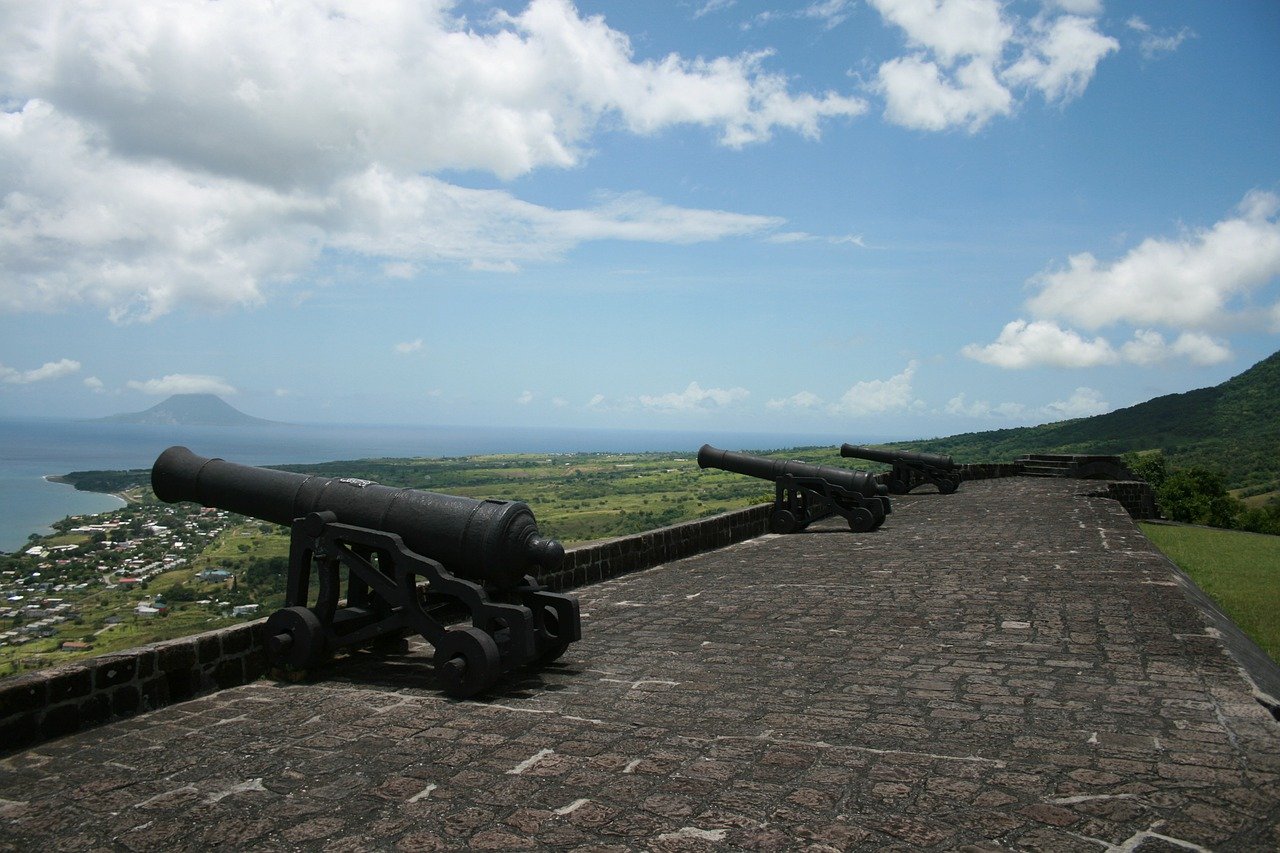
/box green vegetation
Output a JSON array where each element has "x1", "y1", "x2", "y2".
[
  {"x1": 1124, "y1": 450, "x2": 1280, "y2": 534},
  {"x1": 4, "y1": 449, "x2": 785, "y2": 675},
  {"x1": 893, "y1": 350, "x2": 1280, "y2": 496},
  {"x1": 268, "y1": 450, "x2": 782, "y2": 544},
  {"x1": 1140, "y1": 522, "x2": 1280, "y2": 664}
]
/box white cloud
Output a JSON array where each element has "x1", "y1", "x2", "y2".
[
  {"x1": 394, "y1": 339, "x2": 424, "y2": 354},
  {"x1": 869, "y1": 0, "x2": 1116, "y2": 132},
  {"x1": 1040, "y1": 386, "x2": 1108, "y2": 420},
  {"x1": 694, "y1": 1, "x2": 737, "y2": 20},
  {"x1": 552, "y1": 396, "x2": 568, "y2": 408},
  {"x1": 877, "y1": 54, "x2": 1013, "y2": 132},
  {"x1": 946, "y1": 386, "x2": 1104, "y2": 421},
  {"x1": 1120, "y1": 330, "x2": 1231, "y2": 367},
  {"x1": 84, "y1": 376, "x2": 105, "y2": 393},
  {"x1": 1126, "y1": 17, "x2": 1194, "y2": 60},
  {"x1": 0, "y1": 0, "x2": 861, "y2": 321},
  {"x1": 0, "y1": 358, "x2": 81, "y2": 384},
  {"x1": 638, "y1": 381, "x2": 749, "y2": 412},
  {"x1": 961, "y1": 319, "x2": 1117, "y2": 368},
  {"x1": 1003, "y1": 14, "x2": 1119, "y2": 103},
  {"x1": 944, "y1": 393, "x2": 1026, "y2": 419},
  {"x1": 803, "y1": 0, "x2": 855, "y2": 30},
  {"x1": 1026, "y1": 191, "x2": 1280, "y2": 330},
  {"x1": 517, "y1": 390, "x2": 535, "y2": 405},
  {"x1": 831, "y1": 361, "x2": 920, "y2": 415},
  {"x1": 766, "y1": 390, "x2": 823, "y2": 410},
  {"x1": 1052, "y1": 0, "x2": 1103, "y2": 14},
  {"x1": 125, "y1": 374, "x2": 237, "y2": 396},
  {"x1": 586, "y1": 393, "x2": 608, "y2": 410}
]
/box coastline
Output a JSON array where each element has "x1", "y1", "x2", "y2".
[{"x1": 43, "y1": 474, "x2": 134, "y2": 505}]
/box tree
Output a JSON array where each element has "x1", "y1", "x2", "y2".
[
  {"x1": 1158, "y1": 467, "x2": 1240, "y2": 528},
  {"x1": 1123, "y1": 451, "x2": 1169, "y2": 489}
]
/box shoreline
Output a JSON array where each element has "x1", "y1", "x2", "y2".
[{"x1": 43, "y1": 474, "x2": 136, "y2": 505}]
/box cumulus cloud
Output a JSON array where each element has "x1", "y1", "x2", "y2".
[
  {"x1": 517, "y1": 390, "x2": 535, "y2": 405},
  {"x1": 766, "y1": 390, "x2": 823, "y2": 410},
  {"x1": 961, "y1": 319, "x2": 1117, "y2": 368},
  {"x1": 831, "y1": 361, "x2": 920, "y2": 415},
  {"x1": 965, "y1": 191, "x2": 1280, "y2": 369},
  {"x1": 869, "y1": 0, "x2": 1117, "y2": 132},
  {"x1": 84, "y1": 376, "x2": 105, "y2": 393},
  {"x1": 1003, "y1": 13, "x2": 1120, "y2": 103},
  {"x1": 0, "y1": 0, "x2": 861, "y2": 321},
  {"x1": 0, "y1": 358, "x2": 81, "y2": 384},
  {"x1": 1040, "y1": 386, "x2": 1108, "y2": 420},
  {"x1": 1120, "y1": 330, "x2": 1232, "y2": 367},
  {"x1": 638, "y1": 381, "x2": 749, "y2": 412},
  {"x1": 945, "y1": 387, "x2": 1106, "y2": 422},
  {"x1": 125, "y1": 374, "x2": 237, "y2": 396},
  {"x1": 944, "y1": 393, "x2": 1026, "y2": 419},
  {"x1": 394, "y1": 339, "x2": 424, "y2": 354},
  {"x1": 1026, "y1": 191, "x2": 1280, "y2": 330}
]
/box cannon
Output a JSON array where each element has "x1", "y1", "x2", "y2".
[
  {"x1": 151, "y1": 446, "x2": 579, "y2": 698},
  {"x1": 840, "y1": 444, "x2": 960, "y2": 495},
  {"x1": 697, "y1": 444, "x2": 891, "y2": 533}
]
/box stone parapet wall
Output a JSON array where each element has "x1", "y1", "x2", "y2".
[
  {"x1": 0, "y1": 621, "x2": 267, "y2": 754},
  {"x1": 1085, "y1": 480, "x2": 1160, "y2": 520},
  {"x1": 957, "y1": 462, "x2": 1024, "y2": 481},
  {"x1": 0, "y1": 502, "x2": 772, "y2": 755}
]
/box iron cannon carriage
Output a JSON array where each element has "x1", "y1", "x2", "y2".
[
  {"x1": 840, "y1": 444, "x2": 960, "y2": 495},
  {"x1": 697, "y1": 444, "x2": 891, "y2": 533},
  {"x1": 151, "y1": 446, "x2": 579, "y2": 698}
]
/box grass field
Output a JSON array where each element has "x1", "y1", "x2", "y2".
[{"x1": 1139, "y1": 522, "x2": 1280, "y2": 664}]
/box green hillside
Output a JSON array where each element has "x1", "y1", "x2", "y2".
[{"x1": 893, "y1": 350, "x2": 1280, "y2": 495}]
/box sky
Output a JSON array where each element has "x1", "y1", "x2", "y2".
[{"x1": 1, "y1": 0, "x2": 1278, "y2": 441}]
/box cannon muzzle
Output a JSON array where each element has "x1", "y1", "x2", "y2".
[
  {"x1": 840, "y1": 444, "x2": 955, "y2": 470},
  {"x1": 152, "y1": 446, "x2": 562, "y2": 589}
]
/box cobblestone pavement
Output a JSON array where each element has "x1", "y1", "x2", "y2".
[{"x1": 2, "y1": 479, "x2": 1278, "y2": 851}]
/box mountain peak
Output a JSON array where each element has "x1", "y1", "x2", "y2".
[{"x1": 101, "y1": 394, "x2": 275, "y2": 426}]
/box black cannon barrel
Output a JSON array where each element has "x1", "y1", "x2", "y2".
[
  {"x1": 841, "y1": 444, "x2": 955, "y2": 470},
  {"x1": 151, "y1": 446, "x2": 563, "y2": 589},
  {"x1": 698, "y1": 444, "x2": 884, "y2": 497}
]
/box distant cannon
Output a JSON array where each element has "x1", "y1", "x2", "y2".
[
  {"x1": 697, "y1": 444, "x2": 891, "y2": 533},
  {"x1": 151, "y1": 446, "x2": 579, "y2": 698},
  {"x1": 840, "y1": 444, "x2": 960, "y2": 495}
]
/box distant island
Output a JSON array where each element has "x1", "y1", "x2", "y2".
[{"x1": 98, "y1": 393, "x2": 277, "y2": 427}]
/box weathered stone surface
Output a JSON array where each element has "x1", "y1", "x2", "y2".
[{"x1": 0, "y1": 479, "x2": 1276, "y2": 850}]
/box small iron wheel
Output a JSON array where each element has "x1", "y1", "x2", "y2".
[
  {"x1": 769, "y1": 509, "x2": 798, "y2": 534},
  {"x1": 846, "y1": 507, "x2": 876, "y2": 532},
  {"x1": 938, "y1": 478, "x2": 959, "y2": 495},
  {"x1": 887, "y1": 479, "x2": 910, "y2": 495},
  {"x1": 434, "y1": 627, "x2": 501, "y2": 698},
  {"x1": 264, "y1": 606, "x2": 326, "y2": 670}
]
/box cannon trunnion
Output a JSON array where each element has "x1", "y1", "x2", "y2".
[
  {"x1": 697, "y1": 444, "x2": 891, "y2": 533},
  {"x1": 151, "y1": 446, "x2": 580, "y2": 698},
  {"x1": 840, "y1": 444, "x2": 960, "y2": 495}
]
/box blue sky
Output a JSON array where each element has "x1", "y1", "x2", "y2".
[{"x1": 1, "y1": 0, "x2": 1277, "y2": 440}]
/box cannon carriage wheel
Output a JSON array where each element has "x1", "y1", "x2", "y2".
[
  {"x1": 434, "y1": 626, "x2": 502, "y2": 698},
  {"x1": 265, "y1": 605, "x2": 327, "y2": 670}
]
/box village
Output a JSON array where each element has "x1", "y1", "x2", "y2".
[{"x1": 0, "y1": 498, "x2": 280, "y2": 676}]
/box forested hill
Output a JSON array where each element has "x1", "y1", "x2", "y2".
[{"x1": 894, "y1": 350, "x2": 1280, "y2": 494}]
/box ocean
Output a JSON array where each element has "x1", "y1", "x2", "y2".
[{"x1": 0, "y1": 418, "x2": 872, "y2": 553}]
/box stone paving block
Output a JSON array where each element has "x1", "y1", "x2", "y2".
[{"x1": 1, "y1": 478, "x2": 1278, "y2": 850}]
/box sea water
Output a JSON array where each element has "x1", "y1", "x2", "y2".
[{"x1": 0, "y1": 418, "x2": 875, "y2": 553}]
